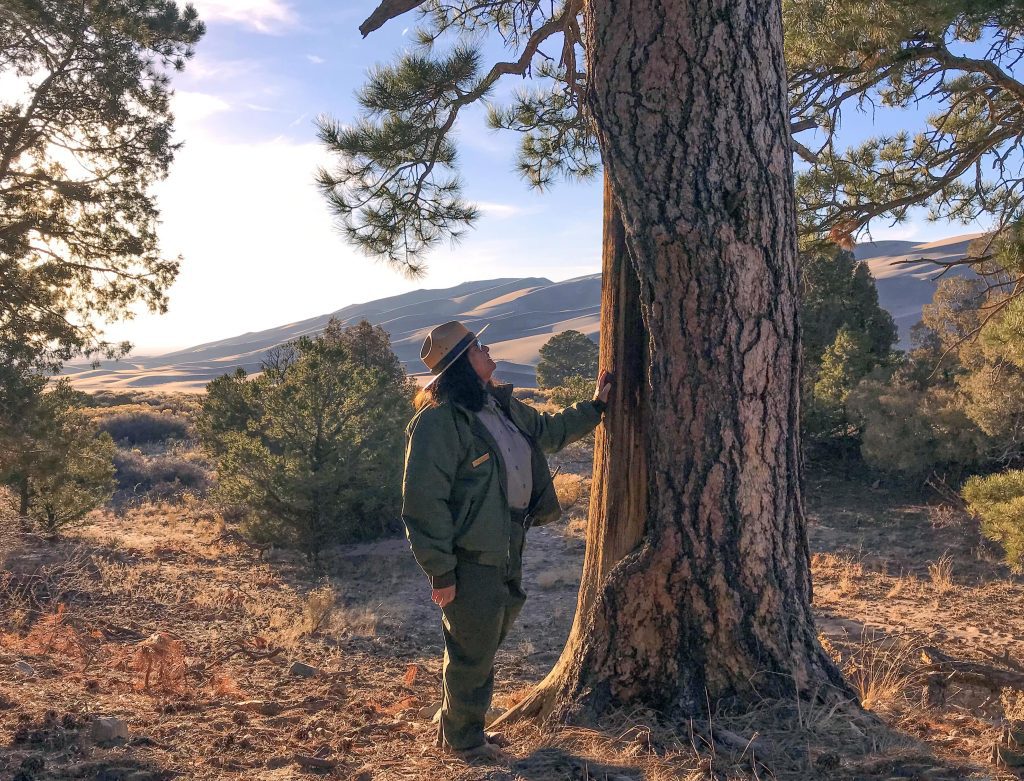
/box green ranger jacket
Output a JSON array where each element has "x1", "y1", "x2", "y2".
[{"x1": 401, "y1": 383, "x2": 603, "y2": 588}]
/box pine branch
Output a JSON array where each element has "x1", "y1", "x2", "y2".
[{"x1": 359, "y1": 0, "x2": 428, "y2": 37}]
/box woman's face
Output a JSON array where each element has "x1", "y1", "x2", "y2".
[{"x1": 467, "y1": 338, "x2": 496, "y2": 383}]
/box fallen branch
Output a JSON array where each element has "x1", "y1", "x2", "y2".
[
  {"x1": 920, "y1": 645, "x2": 1024, "y2": 703},
  {"x1": 294, "y1": 753, "x2": 338, "y2": 770},
  {"x1": 924, "y1": 473, "x2": 969, "y2": 510},
  {"x1": 213, "y1": 641, "x2": 284, "y2": 665}
]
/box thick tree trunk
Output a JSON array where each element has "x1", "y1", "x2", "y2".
[{"x1": 501, "y1": 0, "x2": 847, "y2": 725}]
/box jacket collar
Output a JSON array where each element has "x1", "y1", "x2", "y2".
[
  {"x1": 448, "y1": 384, "x2": 516, "y2": 504},
  {"x1": 486, "y1": 382, "x2": 514, "y2": 415}
]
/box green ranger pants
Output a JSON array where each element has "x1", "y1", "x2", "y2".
[{"x1": 437, "y1": 522, "x2": 526, "y2": 751}]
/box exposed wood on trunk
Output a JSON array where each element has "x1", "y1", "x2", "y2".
[{"x1": 494, "y1": 175, "x2": 649, "y2": 725}]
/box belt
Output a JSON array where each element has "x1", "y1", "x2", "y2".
[{"x1": 509, "y1": 508, "x2": 528, "y2": 525}]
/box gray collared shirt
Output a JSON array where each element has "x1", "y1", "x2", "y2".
[{"x1": 476, "y1": 395, "x2": 533, "y2": 511}]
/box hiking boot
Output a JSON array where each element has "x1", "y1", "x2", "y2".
[
  {"x1": 485, "y1": 730, "x2": 509, "y2": 747},
  {"x1": 453, "y1": 740, "x2": 505, "y2": 762}
]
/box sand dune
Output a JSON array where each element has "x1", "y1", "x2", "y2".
[
  {"x1": 62, "y1": 234, "x2": 980, "y2": 393},
  {"x1": 855, "y1": 233, "x2": 982, "y2": 341}
]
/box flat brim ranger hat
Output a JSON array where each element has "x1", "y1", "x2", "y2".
[{"x1": 420, "y1": 320, "x2": 489, "y2": 387}]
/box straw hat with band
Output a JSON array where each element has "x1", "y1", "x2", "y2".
[{"x1": 420, "y1": 321, "x2": 490, "y2": 386}]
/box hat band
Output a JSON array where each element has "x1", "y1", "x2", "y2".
[{"x1": 432, "y1": 332, "x2": 474, "y2": 376}]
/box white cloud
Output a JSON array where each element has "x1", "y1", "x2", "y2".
[
  {"x1": 172, "y1": 90, "x2": 231, "y2": 126},
  {"x1": 189, "y1": 0, "x2": 296, "y2": 34},
  {"x1": 306, "y1": 54, "x2": 326, "y2": 65},
  {"x1": 476, "y1": 201, "x2": 530, "y2": 219},
  {"x1": 186, "y1": 57, "x2": 262, "y2": 82}
]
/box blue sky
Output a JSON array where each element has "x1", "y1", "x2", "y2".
[{"x1": 104, "y1": 0, "x2": 978, "y2": 354}]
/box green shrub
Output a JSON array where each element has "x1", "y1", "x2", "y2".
[
  {"x1": 962, "y1": 470, "x2": 1024, "y2": 571},
  {"x1": 848, "y1": 380, "x2": 984, "y2": 479},
  {"x1": 199, "y1": 319, "x2": 414, "y2": 556},
  {"x1": 0, "y1": 378, "x2": 116, "y2": 534}
]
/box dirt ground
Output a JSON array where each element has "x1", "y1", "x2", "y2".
[{"x1": 3, "y1": 439, "x2": 1024, "y2": 780}]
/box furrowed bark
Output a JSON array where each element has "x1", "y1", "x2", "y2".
[{"x1": 501, "y1": 0, "x2": 848, "y2": 725}]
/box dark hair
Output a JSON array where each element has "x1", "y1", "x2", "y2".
[{"x1": 415, "y1": 351, "x2": 487, "y2": 412}]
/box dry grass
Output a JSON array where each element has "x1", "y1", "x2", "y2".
[
  {"x1": 929, "y1": 504, "x2": 964, "y2": 530},
  {"x1": 553, "y1": 472, "x2": 588, "y2": 510},
  {"x1": 886, "y1": 572, "x2": 924, "y2": 599},
  {"x1": 928, "y1": 554, "x2": 956, "y2": 595},
  {"x1": 4, "y1": 464, "x2": 1024, "y2": 780},
  {"x1": 563, "y1": 515, "x2": 589, "y2": 540},
  {"x1": 131, "y1": 631, "x2": 187, "y2": 692},
  {"x1": 812, "y1": 551, "x2": 864, "y2": 596},
  {"x1": 839, "y1": 630, "x2": 924, "y2": 715},
  {"x1": 300, "y1": 583, "x2": 336, "y2": 635}
]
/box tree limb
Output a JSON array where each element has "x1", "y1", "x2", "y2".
[{"x1": 359, "y1": 0, "x2": 427, "y2": 37}]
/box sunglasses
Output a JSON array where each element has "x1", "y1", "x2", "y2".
[{"x1": 472, "y1": 338, "x2": 486, "y2": 350}]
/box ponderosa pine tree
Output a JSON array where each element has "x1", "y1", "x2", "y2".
[
  {"x1": 786, "y1": 0, "x2": 1024, "y2": 250},
  {"x1": 0, "y1": 0, "x2": 203, "y2": 374},
  {"x1": 319, "y1": 1, "x2": 847, "y2": 722}
]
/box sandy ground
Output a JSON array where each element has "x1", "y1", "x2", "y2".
[{"x1": 2, "y1": 443, "x2": 1024, "y2": 780}]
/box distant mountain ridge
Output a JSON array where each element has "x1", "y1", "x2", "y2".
[
  {"x1": 62, "y1": 234, "x2": 980, "y2": 393},
  {"x1": 64, "y1": 275, "x2": 602, "y2": 392}
]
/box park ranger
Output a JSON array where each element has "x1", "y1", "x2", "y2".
[{"x1": 402, "y1": 320, "x2": 612, "y2": 760}]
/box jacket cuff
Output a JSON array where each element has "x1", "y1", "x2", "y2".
[
  {"x1": 430, "y1": 570, "x2": 456, "y2": 589},
  {"x1": 591, "y1": 398, "x2": 608, "y2": 415}
]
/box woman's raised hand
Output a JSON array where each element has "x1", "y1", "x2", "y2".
[{"x1": 595, "y1": 369, "x2": 614, "y2": 404}]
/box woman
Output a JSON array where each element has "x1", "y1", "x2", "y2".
[{"x1": 401, "y1": 320, "x2": 612, "y2": 760}]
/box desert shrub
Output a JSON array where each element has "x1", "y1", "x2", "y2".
[
  {"x1": 841, "y1": 262, "x2": 1024, "y2": 478},
  {"x1": 536, "y1": 330, "x2": 598, "y2": 389},
  {"x1": 962, "y1": 470, "x2": 1024, "y2": 572},
  {"x1": 97, "y1": 410, "x2": 190, "y2": 444},
  {"x1": 849, "y1": 380, "x2": 984, "y2": 479},
  {"x1": 513, "y1": 386, "x2": 550, "y2": 404},
  {"x1": 958, "y1": 363, "x2": 1024, "y2": 465},
  {"x1": 113, "y1": 450, "x2": 211, "y2": 503},
  {"x1": 0, "y1": 377, "x2": 116, "y2": 534},
  {"x1": 200, "y1": 319, "x2": 414, "y2": 555},
  {"x1": 85, "y1": 391, "x2": 202, "y2": 417},
  {"x1": 550, "y1": 375, "x2": 593, "y2": 407}
]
